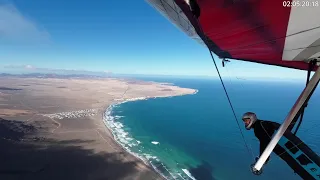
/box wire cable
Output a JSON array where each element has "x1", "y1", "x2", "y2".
[{"x1": 193, "y1": 16, "x2": 256, "y2": 160}]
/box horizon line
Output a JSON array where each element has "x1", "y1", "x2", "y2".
[{"x1": 0, "y1": 72, "x2": 308, "y2": 82}]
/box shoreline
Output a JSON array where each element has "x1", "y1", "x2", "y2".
[
  {"x1": 0, "y1": 76, "x2": 199, "y2": 180},
  {"x1": 102, "y1": 103, "x2": 167, "y2": 179},
  {"x1": 101, "y1": 90, "x2": 199, "y2": 180}
]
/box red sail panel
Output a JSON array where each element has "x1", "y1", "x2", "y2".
[
  {"x1": 174, "y1": 0, "x2": 319, "y2": 71},
  {"x1": 198, "y1": 0, "x2": 291, "y2": 60}
]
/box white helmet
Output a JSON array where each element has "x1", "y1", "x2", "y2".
[{"x1": 242, "y1": 112, "x2": 257, "y2": 130}]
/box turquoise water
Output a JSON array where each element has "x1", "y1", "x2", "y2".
[{"x1": 104, "y1": 77, "x2": 320, "y2": 180}]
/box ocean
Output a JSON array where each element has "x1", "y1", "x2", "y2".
[{"x1": 103, "y1": 76, "x2": 320, "y2": 180}]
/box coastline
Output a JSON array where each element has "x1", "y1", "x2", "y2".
[
  {"x1": 102, "y1": 107, "x2": 168, "y2": 180},
  {"x1": 0, "y1": 77, "x2": 198, "y2": 180},
  {"x1": 101, "y1": 90, "x2": 199, "y2": 180}
]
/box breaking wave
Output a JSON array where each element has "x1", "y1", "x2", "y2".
[
  {"x1": 103, "y1": 98, "x2": 198, "y2": 180},
  {"x1": 152, "y1": 141, "x2": 160, "y2": 145},
  {"x1": 182, "y1": 169, "x2": 197, "y2": 180}
]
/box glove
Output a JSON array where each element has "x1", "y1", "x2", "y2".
[
  {"x1": 250, "y1": 156, "x2": 271, "y2": 176},
  {"x1": 250, "y1": 163, "x2": 263, "y2": 175}
]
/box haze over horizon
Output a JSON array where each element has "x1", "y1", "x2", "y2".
[{"x1": 0, "y1": 0, "x2": 310, "y2": 81}]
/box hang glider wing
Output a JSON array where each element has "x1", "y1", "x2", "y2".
[{"x1": 146, "y1": 0, "x2": 320, "y2": 71}]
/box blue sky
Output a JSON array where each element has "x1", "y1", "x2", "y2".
[{"x1": 0, "y1": 0, "x2": 309, "y2": 80}]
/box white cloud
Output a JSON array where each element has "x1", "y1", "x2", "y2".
[
  {"x1": 3, "y1": 64, "x2": 35, "y2": 69},
  {"x1": 103, "y1": 70, "x2": 113, "y2": 74},
  {"x1": 0, "y1": 3, "x2": 50, "y2": 43},
  {"x1": 25, "y1": 65, "x2": 34, "y2": 69},
  {"x1": 3, "y1": 64, "x2": 109, "y2": 75}
]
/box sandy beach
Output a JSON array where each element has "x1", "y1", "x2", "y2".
[{"x1": 0, "y1": 77, "x2": 197, "y2": 180}]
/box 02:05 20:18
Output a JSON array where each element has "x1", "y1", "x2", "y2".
[{"x1": 282, "y1": 0, "x2": 319, "y2": 7}]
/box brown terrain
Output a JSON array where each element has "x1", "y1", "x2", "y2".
[{"x1": 0, "y1": 77, "x2": 197, "y2": 180}]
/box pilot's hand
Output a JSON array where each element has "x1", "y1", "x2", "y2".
[{"x1": 250, "y1": 163, "x2": 263, "y2": 175}]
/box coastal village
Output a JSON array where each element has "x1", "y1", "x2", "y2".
[{"x1": 42, "y1": 109, "x2": 98, "y2": 119}]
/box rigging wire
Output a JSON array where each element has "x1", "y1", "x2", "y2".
[
  {"x1": 224, "y1": 62, "x2": 258, "y2": 158},
  {"x1": 208, "y1": 50, "x2": 256, "y2": 160},
  {"x1": 193, "y1": 17, "x2": 256, "y2": 160},
  {"x1": 183, "y1": 3, "x2": 320, "y2": 170},
  {"x1": 292, "y1": 60, "x2": 317, "y2": 135},
  {"x1": 187, "y1": 1, "x2": 319, "y2": 161}
]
